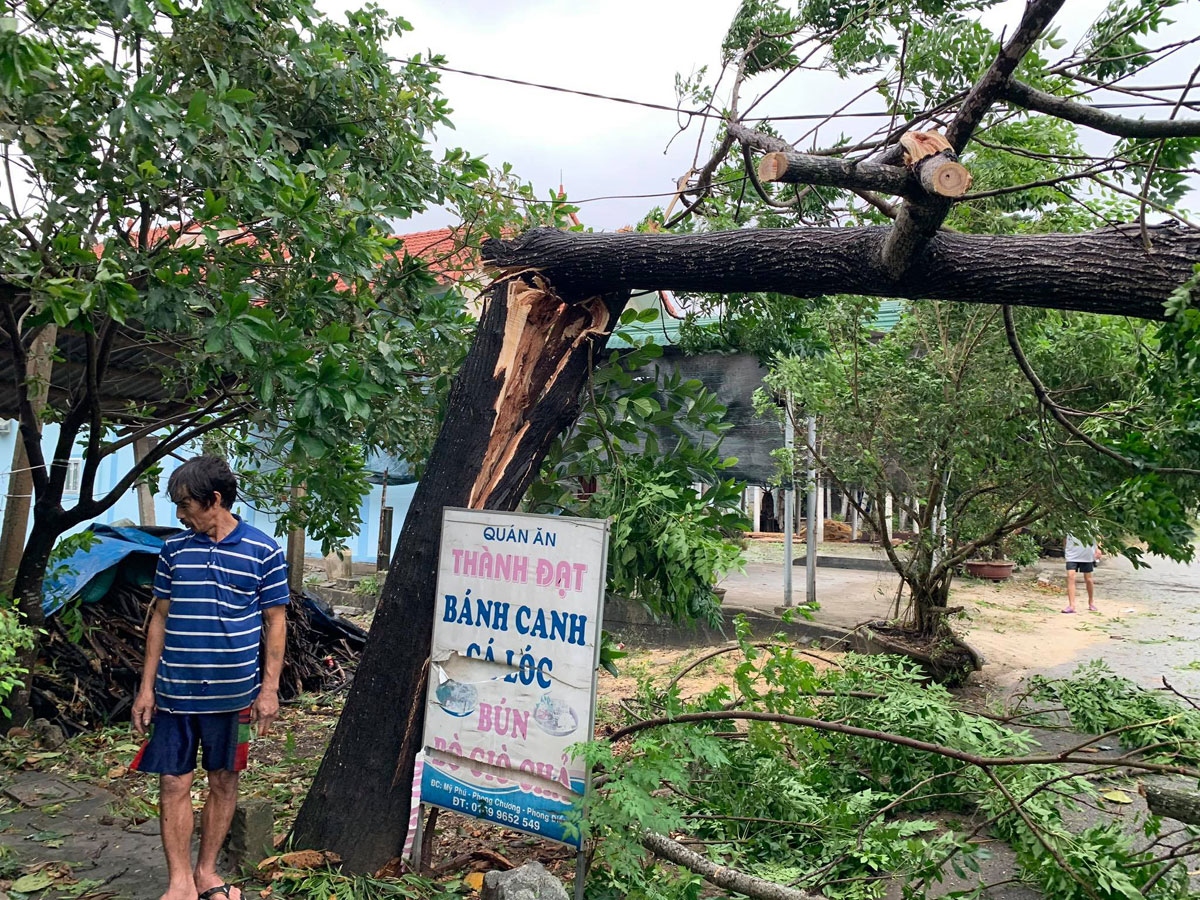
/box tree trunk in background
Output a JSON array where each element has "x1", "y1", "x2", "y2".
[
  {"x1": 0, "y1": 325, "x2": 56, "y2": 597},
  {"x1": 290, "y1": 278, "x2": 629, "y2": 872},
  {"x1": 8, "y1": 513, "x2": 62, "y2": 723}
]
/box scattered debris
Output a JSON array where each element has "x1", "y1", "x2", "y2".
[{"x1": 32, "y1": 582, "x2": 365, "y2": 736}]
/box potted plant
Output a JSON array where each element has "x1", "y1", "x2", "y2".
[{"x1": 964, "y1": 532, "x2": 1040, "y2": 581}]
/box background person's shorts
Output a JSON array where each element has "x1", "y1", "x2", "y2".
[
  {"x1": 130, "y1": 708, "x2": 252, "y2": 775},
  {"x1": 1065, "y1": 561, "x2": 1095, "y2": 574}
]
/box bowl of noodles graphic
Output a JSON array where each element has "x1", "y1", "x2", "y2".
[
  {"x1": 533, "y1": 695, "x2": 578, "y2": 737},
  {"x1": 435, "y1": 680, "x2": 478, "y2": 717}
]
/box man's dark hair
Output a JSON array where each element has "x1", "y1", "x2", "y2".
[{"x1": 167, "y1": 455, "x2": 238, "y2": 509}]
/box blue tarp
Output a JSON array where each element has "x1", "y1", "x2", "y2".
[
  {"x1": 42, "y1": 524, "x2": 167, "y2": 618},
  {"x1": 41, "y1": 524, "x2": 367, "y2": 649}
]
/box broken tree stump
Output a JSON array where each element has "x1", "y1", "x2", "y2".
[{"x1": 898, "y1": 131, "x2": 973, "y2": 197}]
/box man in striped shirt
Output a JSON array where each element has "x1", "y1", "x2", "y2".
[{"x1": 132, "y1": 456, "x2": 289, "y2": 900}]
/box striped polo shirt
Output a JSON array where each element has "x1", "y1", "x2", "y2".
[{"x1": 152, "y1": 517, "x2": 290, "y2": 714}]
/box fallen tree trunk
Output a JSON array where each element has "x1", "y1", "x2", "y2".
[
  {"x1": 482, "y1": 224, "x2": 1200, "y2": 320},
  {"x1": 1145, "y1": 783, "x2": 1200, "y2": 825}
]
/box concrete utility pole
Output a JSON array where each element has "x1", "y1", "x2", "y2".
[
  {"x1": 287, "y1": 483, "x2": 306, "y2": 592},
  {"x1": 133, "y1": 436, "x2": 159, "y2": 526},
  {"x1": 782, "y1": 401, "x2": 794, "y2": 607},
  {"x1": 805, "y1": 416, "x2": 817, "y2": 605}
]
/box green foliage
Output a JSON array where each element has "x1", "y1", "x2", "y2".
[
  {"x1": 0, "y1": 0, "x2": 515, "y2": 592},
  {"x1": 1000, "y1": 532, "x2": 1041, "y2": 567},
  {"x1": 1027, "y1": 660, "x2": 1200, "y2": 767},
  {"x1": 353, "y1": 574, "x2": 383, "y2": 598},
  {"x1": 762, "y1": 294, "x2": 1200, "y2": 636},
  {"x1": 265, "y1": 865, "x2": 468, "y2": 900},
  {"x1": 722, "y1": 0, "x2": 801, "y2": 75},
  {"x1": 1075, "y1": 0, "x2": 1184, "y2": 80},
  {"x1": 528, "y1": 309, "x2": 747, "y2": 627},
  {"x1": 580, "y1": 634, "x2": 1191, "y2": 899},
  {"x1": 0, "y1": 598, "x2": 35, "y2": 717}
]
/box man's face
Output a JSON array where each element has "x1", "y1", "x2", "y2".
[{"x1": 174, "y1": 491, "x2": 223, "y2": 534}]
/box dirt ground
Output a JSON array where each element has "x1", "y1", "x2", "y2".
[
  {"x1": 1, "y1": 550, "x2": 1196, "y2": 900},
  {"x1": 950, "y1": 571, "x2": 1129, "y2": 687}
]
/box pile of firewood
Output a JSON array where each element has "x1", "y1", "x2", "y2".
[{"x1": 31, "y1": 583, "x2": 366, "y2": 735}]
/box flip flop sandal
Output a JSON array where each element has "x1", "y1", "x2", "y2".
[
  {"x1": 199, "y1": 885, "x2": 241, "y2": 900},
  {"x1": 1061, "y1": 608, "x2": 1076, "y2": 614}
]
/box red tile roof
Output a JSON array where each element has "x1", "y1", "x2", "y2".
[{"x1": 394, "y1": 227, "x2": 479, "y2": 283}]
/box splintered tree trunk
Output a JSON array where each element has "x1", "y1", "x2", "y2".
[{"x1": 290, "y1": 277, "x2": 629, "y2": 872}]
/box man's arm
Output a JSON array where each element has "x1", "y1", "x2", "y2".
[
  {"x1": 251, "y1": 604, "x2": 287, "y2": 735},
  {"x1": 132, "y1": 598, "x2": 168, "y2": 735}
]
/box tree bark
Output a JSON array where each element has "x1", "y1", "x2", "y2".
[
  {"x1": 1003, "y1": 79, "x2": 1200, "y2": 139},
  {"x1": 1144, "y1": 784, "x2": 1200, "y2": 825},
  {"x1": 286, "y1": 483, "x2": 306, "y2": 593},
  {"x1": 8, "y1": 513, "x2": 61, "y2": 723},
  {"x1": 642, "y1": 831, "x2": 822, "y2": 900},
  {"x1": 289, "y1": 277, "x2": 629, "y2": 872},
  {"x1": 0, "y1": 324, "x2": 57, "y2": 597},
  {"x1": 482, "y1": 224, "x2": 1200, "y2": 321},
  {"x1": 756, "y1": 151, "x2": 921, "y2": 199}
]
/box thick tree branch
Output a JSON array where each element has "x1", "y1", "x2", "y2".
[
  {"x1": 756, "y1": 151, "x2": 921, "y2": 198},
  {"x1": 945, "y1": 0, "x2": 1067, "y2": 153},
  {"x1": 641, "y1": 832, "x2": 822, "y2": 900},
  {"x1": 608, "y1": 710, "x2": 1199, "y2": 777},
  {"x1": 730, "y1": 122, "x2": 932, "y2": 208},
  {"x1": 483, "y1": 224, "x2": 1200, "y2": 320},
  {"x1": 882, "y1": 0, "x2": 1066, "y2": 276},
  {"x1": 1003, "y1": 79, "x2": 1200, "y2": 138}
]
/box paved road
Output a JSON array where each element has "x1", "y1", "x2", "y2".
[
  {"x1": 1037, "y1": 552, "x2": 1200, "y2": 695},
  {"x1": 717, "y1": 547, "x2": 1200, "y2": 695}
]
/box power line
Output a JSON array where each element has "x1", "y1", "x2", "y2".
[
  {"x1": 414, "y1": 58, "x2": 1200, "y2": 124},
  {"x1": 422, "y1": 60, "x2": 713, "y2": 119}
]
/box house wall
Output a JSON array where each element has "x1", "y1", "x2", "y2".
[{"x1": 0, "y1": 420, "x2": 413, "y2": 565}]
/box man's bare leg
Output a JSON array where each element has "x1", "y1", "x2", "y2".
[
  {"x1": 1084, "y1": 572, "x2": 1097, "y2": 611},
  {"x1": 194, "y1": 769, "x2": 241, "y2": 900},
  {"x1": 160, "y1": 773, "x2": 199, "y2": 900},
  {"x1": 1064, "y1": 569, "x2": 1077, "y2": 612}
]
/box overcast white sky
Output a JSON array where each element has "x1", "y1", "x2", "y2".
[
  {"x1": 330, "y1": 0, "x2": 1198, "y2": 233},
  {"x1": 388, "y1": 0, "x2": 743, "y2": 232}
]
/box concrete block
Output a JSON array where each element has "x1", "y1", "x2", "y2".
[
  {"x1": 226, "y1": 798, "x2": 274, "y2": 871},
  {"x1": 324, "y1": 550, "x2": 354, "y2": 582}
]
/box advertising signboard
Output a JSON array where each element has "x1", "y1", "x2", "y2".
[{"x1": 419, "y1": 508, "x2": 609, "y2": 847}]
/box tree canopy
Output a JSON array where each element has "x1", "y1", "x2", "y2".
[{"x1": 0, "y1": 0, "x2": 499, "y2": 720}]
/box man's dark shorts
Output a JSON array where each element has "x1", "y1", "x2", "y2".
[
  {"x1": 1066, "y1": 561, "x2": 1095, "y2": 574},
  {"x1": 131, "y1": 708, "x2": 252, "y2": 776}
]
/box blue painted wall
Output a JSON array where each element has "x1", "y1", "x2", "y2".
[{"x1": 0, "y1": 420, "x2": 412, "y2": 563}]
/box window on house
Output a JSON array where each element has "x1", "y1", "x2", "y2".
[{"x1": 64, "y1": 459, "x2": 83, "y2": 494}]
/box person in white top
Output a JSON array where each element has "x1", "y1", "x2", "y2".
[{"x1": 1063, "y1": 534, "x2": 1100, "y2": 614}]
